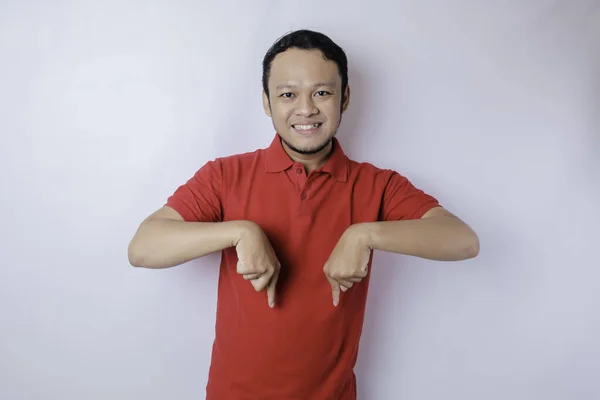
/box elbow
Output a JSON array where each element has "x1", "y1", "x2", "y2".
[
  {"x1": 128, "y1": 237, "x2": 169, "y2": 269},
  {"x1": 465, "y1": 242, "x2": 479, "y2": 259},
  {"x1": 128, "y1": 247, "x2": 143, "y2": 268},
  {"x1": 127, "y1": 221, "x2": 156, "y2": 268},
  {"x1": 127, "y1": 240, "x2": 149, "y2": 268},
  {"x1": 462, "y1": 231, "x2": 480, "y2": 259}
]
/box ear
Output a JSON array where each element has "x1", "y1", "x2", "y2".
[
  {"x1": 262, "y1": 90, "x2": 272, "y2": 117},
  {"x1": 341, "y1": 84, "x2": 351, "y2": 113}
]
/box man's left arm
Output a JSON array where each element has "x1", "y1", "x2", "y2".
[
  {"x1": 350, "y1": 206, "x2": 480, "y2": 261},
  {"x1": 323, "y1": 172, "x2": 479, "y2": 305}
]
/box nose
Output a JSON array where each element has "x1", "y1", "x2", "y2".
[{"x1": 295, "y1": 95, "x2": 318, "y2": 117}]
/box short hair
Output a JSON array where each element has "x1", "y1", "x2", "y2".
[{"x1": 262, "y1": 29, "x2": 348, "y2": 99}]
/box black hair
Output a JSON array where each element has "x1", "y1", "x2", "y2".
[{"x1": 261, "y1": 29, "x2": 348, "y2": 100}]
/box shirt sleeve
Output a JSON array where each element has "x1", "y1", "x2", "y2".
[
  {"x1": 379, "y1": 171, "x2": 440, "y2": 221},
  {"x1": 165, "y1": 159, "x2": 224, "y2": 222}
]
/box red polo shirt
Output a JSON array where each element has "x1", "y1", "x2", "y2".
[{"x1": 166, "y1": 134, "x2": 439, "y2": 399}]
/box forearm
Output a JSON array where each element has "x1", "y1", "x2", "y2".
[
  {"x1": 128, "y1": 219, "x2": 250, "y2": 269},
  {"x1": 358, "y1": 216, "x2": 479, "y2": 261}
]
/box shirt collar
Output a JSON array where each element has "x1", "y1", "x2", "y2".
[{"x1": 265, "y1": 134, "x2": 349, "y2": 182}]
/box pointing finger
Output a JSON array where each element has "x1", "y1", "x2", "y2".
[
  {"x1": 329, "y1": 279, "x2": 341, "y2": 307},
  {"x1": 267, "y1": 269, "x2": 279, "y2": 308}
]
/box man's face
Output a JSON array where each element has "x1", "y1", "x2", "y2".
[{"x1": 263, "y1": 48, "x2": 350, "y2": 156}]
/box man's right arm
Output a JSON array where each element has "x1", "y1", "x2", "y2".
[{"x1": 127, "y1": 206, "x2": 254, "y2": 269}]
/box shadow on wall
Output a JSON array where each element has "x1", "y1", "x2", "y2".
[
  {"x1": 593, "y1": 63, "x2": 600, "y2": 180},
  {"x1": 336, "y1": 60, "x2": 368, "y2": 157},
  {"x1": 337, "y1": 48, "x2": 417, "y2": 170},
  {"x1": 336, "y1": 55, "x2": 387, "y2": 163}
]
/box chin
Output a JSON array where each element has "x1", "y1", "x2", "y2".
[{"x1": 283, "y1": 134, "x2": 333, "y2": 155}]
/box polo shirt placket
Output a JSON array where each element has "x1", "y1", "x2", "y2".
[{"x1": 290, "y1": 162, "x2": 310, "y2": 218}]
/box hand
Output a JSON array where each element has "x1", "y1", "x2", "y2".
[
  {"x1": 323, "y1": 225, "x2": 372, "y2": 306},
  {"x1": 234, "y1": 222, "x2": 281, "y2": 308}
]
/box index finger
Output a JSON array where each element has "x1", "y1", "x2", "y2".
[
  {"x1": 267, "y1": 269, "x2": 279, "y2": 308},
  {"x1": 328, "y1": 277, "x2": 341, "y2": 307}
]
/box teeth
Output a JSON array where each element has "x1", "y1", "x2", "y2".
[{"x1": 294, "y1": 123, "x2": 320, "y2": 130}]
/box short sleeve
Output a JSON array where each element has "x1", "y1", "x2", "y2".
[
  {"x1": 165, "y1": 159, "x2": 224, "y2": 222},
  {"x1": 379, "y1": 171, "x2": 440, "y2": 221}
]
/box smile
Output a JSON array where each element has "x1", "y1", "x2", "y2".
[{"x1": 292, "y1": 123, "x2": 322, "y2": 134}]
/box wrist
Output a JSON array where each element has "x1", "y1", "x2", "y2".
[
  {"x1": 229, "y1": 220, "x2": 260, "y2": 246},
  {"x1": 348, "y1": 223, "x2": 376, "y2": 249}
]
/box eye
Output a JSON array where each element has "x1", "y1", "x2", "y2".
[
  {"x1": 315, "y1": 91, "x2": 330, "y2": 96},
  {"x1": 279, "y1": 93, "x2": 294, "y2": 98}
]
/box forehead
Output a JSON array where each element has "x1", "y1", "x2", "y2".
[{"x1": 268, "y1": 48, "x2": 341, "y2": 89}]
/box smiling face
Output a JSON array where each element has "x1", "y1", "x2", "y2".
[{"x1": 263, "y1": 48, "x2": 350, "y2": 160}]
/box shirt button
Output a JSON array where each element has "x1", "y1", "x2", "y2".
[
  {"x1": 296, "y1": 167, "x2": 303, "y2": 174},
  {"x1": 300, "y1": 192, "x2": 307, "y2": 200}
]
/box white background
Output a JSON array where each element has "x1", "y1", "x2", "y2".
[{"x1": 1, "y1": 1, "x2": 599, "y2": 399}]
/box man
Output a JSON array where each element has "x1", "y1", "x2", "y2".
[{"x1": 128, "y1": 29, "x2": 479, "y2": 399}]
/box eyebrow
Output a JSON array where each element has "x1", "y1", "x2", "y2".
[{"x1": 275, "y1": 82, "x2": 336, "y2": 91}]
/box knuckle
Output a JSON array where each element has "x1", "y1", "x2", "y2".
[
  {"x1": 236, "y1": 261, "x2": 245, "y2": 272},
  {"x1": 253, "y1": 265, "x2": 265, "y2": 274}
]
